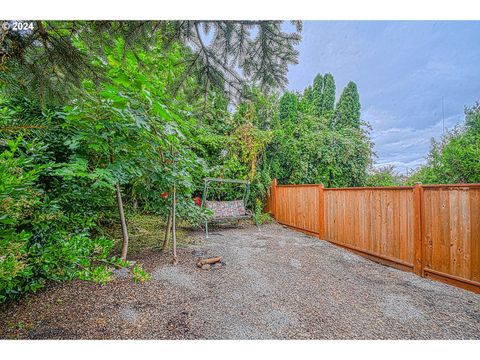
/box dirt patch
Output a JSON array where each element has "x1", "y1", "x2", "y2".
[{"x1": 152, "y1": 266, "x2": 197, "y2": 291}]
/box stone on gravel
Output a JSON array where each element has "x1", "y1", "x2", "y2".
[
  {"x1": 289, "y1": 259, "x2": 302, "y2": 269},
  {"x1": 119, "y1": 307, "x2": 138, "y2": 324},
  {"x1": 112, "y1": 267, "x2": 130, "y2": 279}
]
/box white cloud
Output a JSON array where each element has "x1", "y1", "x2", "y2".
[{"x1": 368, "y1": 112, "x2": 463, "y2": 174}]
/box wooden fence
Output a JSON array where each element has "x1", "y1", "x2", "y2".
[{"x1": 265, "y1": 180, "x2": 480, "y2": 293}]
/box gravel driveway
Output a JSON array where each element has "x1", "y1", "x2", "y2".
[{"x1": 1, "y1": 223, "x2": 479, "y2": 339}]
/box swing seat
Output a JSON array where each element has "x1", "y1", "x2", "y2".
[
  {"x1": 201, "y1": 178, "x2": 258, "y2": 238},
  {"x1": 205, "y1": 200, "x2": 252, "y2": 221}
]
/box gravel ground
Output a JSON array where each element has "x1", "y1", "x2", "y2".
[{"x1": 1, "y1": 223, "x2": 479, "y2": 339}]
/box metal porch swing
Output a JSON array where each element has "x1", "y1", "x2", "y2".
[{"x1": 201, "y1": 178, "x2": 257, "y2": 238}]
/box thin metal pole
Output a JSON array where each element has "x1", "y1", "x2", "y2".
[
  {"x1": 172, "y1": 184, "x2": 177, "y2": 264},
  {"x1": 203, "y1": 179, "x2": 209, "y2": 238},
  {"x1": 172, "y1": 147, "x2": 178, "y2": 265}
]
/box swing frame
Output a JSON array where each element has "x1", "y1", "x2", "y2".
[{"x1": 201, "y1": 178, "x2": 256, "y2": 238}]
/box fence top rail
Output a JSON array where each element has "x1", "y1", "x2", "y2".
[
  {"x1": 324, "y1": 186, "x2": 414, "y2": 191},
  {"x1": 421, "y1": 183, "x2": 480, "y2": 189},
  {"x1": 276, "y1": 184, "x2": 322, "y2": 188},
  {"x1": 273, "y1": 182, "x2": 480, "y2": 190}
]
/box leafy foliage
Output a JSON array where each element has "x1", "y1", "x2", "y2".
[
  {"x1": 0, "y1": 20, "x2": 301, "y2": 104},
  {"x1": 0, "y1": 138, "x2": 116, "y2": 302},
  {"x1": 364, "y1": 165, "x2": 398, "y2": 187},
  {"x1": 132, "y1": 263, "x2": 151, "y2": 283},
  {"x1": 265, "y1": 75, "x2": 372, "y2": 187},
  {"x1": 0, "y1": 36, "x2": 213, "y2": 301},
  {"x1": 408, "y1": 102, "x2": 480, "y2": 184}
]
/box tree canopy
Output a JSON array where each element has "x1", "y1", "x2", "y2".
[
  {"x1": 265, "y1": 74, "x2": 372, "y2": 187},
  {"x1": 0, "y1": 21, "x2": 301, "y2": 104}
]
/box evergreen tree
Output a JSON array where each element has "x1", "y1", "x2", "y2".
[
  {"x1": 312, "y1": 74, "x2": 324, "y2": 116},
  {"x1": 0, "y1": 20, "x2": 302, "y2": 104},
  {"x1": 300, "y1": 86, "x2": 314, "y2": 113},
  {"x1": 334, "y1": 81, "x2": 361, "y2": 128},
  {"x1": 265, "y1": 76, "x2": 372, "y2": 187},
  {"x1": 321, "y1": 73, "x2": 336, "y2": 118},
  {"x1": 278, "y1": 91, "x2": 300, "y2": 124}
]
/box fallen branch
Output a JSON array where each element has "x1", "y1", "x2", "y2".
[{"x1": 196, "y1": 257, "x2": 222, "y2": 268}]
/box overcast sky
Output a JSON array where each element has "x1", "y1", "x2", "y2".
[{"x1": 286, "y1": 21, "x2": 480, "y2": 174}]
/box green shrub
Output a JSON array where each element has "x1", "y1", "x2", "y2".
[
  {"x1": 132, "y1": 263, "x2": 151, "y2": 283},
  {"x1": 0, "y1": 138, "x2": 115, "y2": 302}
]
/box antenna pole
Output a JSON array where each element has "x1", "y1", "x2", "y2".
[{"x1": 442, "y1": 96, "x2": 445, "y2": 135}]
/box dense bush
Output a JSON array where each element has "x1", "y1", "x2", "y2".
[
  {"x1": 408, "y1": 103, "x2": 480, "y2": 185},
  {"x1": 0, "y1": 138, "x2": 116, "y2": 302},
  {"x1": 0, "y1": 40, "x2": 212, "y2": 301},
  {"x1": 264, "y1": 74, "x2": 373, "y2": 188},
  {"x1": 364, "y1": 165, "x2": 398, "y2": 187}
]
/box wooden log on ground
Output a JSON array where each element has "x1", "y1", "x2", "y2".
[{"x1": 196, "y1": 257, "x2": 222, "y2": 267}]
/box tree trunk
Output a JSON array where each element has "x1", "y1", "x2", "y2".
[
  {"x1": 172, "y1": 185, "x2": 178, "y2": 265},
  {"x1": 116, "y1": 183, "x2": 129, "y2": 261},
  {"x1": 161, "y1": 208, "x2": 172, "y2": 251}
]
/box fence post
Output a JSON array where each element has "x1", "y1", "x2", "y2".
[
  {"x1": 318, "y1": 183, "x2": 325, "y2": 240},
  {"x1": 413, "y1": 182, "x2": 424, "y2": 276},
  {"x1": 272, "y1": 178, "x2": 278, "y2": 219}
]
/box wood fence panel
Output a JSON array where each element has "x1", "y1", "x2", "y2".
[
  {"x1": 422, "y1": 186, "x2": 480, "y2": 290},
  {"x1": 275, "y1": 185, "x2": 319, "y2": 235},
  {"x1": 323, "y1": 188, "x2": 415, "y2": 270},
  {"x1": 264, "y1": 181, "x2": 480, "y2": 293}
]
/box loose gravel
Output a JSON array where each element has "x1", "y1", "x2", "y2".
[{"x1": 1, "y1": 223, "x2": 479, "y2": 339}]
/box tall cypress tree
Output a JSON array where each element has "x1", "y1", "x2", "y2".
[
  {"x1": 279, "y1": 91, "x2": 299, "y2": 124},
  {"x1": 334, "y1": 81, "x2": 361, "y2": 128},
  {"x1": 321, "y1": 73, "x2": 336, "y2": 119},
  {"x1": 312, "y1": 74, "x2": 324, "y2": 116},
  {"x1": 301, "y1": 85, "x2": 314, "y2": 113}
]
